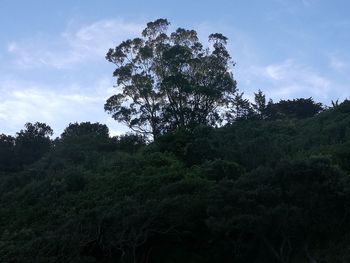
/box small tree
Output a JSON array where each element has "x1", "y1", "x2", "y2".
[
  {"x1": 252, "y1": 89, "x2": 267, "y2": 118},
  {"x1": 227, "y1": 92, "x2": 253, "y2": 120},
  {"x1": 105, "y1": 19, "x2": 237, "y2": 138}
]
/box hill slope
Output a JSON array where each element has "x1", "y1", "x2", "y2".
[{"x1": 1, "y1": 101, "x2": 350, "y2": 262}]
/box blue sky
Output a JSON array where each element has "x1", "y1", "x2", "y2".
[{"x1": 1, "y1": 0, "x2": 349, "y2": 136}]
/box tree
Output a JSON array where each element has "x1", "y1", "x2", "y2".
[
  {"x1": 0, "y1": 134, "x2": 15, "y2": 172},
  {"x1": 252, "y1": 89, "x2": 267, "y2": 118},
  {"x1": 265, "y1": 98, "x2": 323, "y2": 119},
  {"x1": 331, "y1": 99, "x2": 339, "y2": 108},
  {"x1": 105, "y1": 18, "x2": 237, "y2": 138},
  {"x1": 227, "y1": 92, "x2": 253, "y2": 120},
  {"x1": 113, "y1": 133, "x2": 146, "y2": 153},
  {"x1": 15, "y1": 122, "x2": 53, "y2": 166},
  {"x1": 61, "y1": 122, "x2": 109, "y2": 140},
  {"x1": 56, "y1": 122, "x2": 111, "y2": 163}
]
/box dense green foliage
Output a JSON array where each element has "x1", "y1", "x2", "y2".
[{"x1": 1, "y1": 100, "x2": 350, "y2": 262}]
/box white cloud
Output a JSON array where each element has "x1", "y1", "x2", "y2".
[
  {"x1": 301, "y1": 0, "x2": 314, "y2": 7},
  {"x1": 264, "y1": 60, "x2": 331, "y2": 99},
  {"x1": 329, "y1": 55, "x2": 348, "y2": 71},
  {"x1": 7, "y1": 42, "x2": 17, "y2": 52},
  {"x1": 1, "y1": 18, "x2": 145, "y2": 136},
  {"x1": 237, "y1": 59, "x2": 337, "y2": 102},
  {"x1": 188, "y1": 21, "x2": 342, "y2": 103},
  {"x1": 63, "y1": 19, "x2": 143, "y2": 59},
  {"x1": 265, "y1": 63, "x2": 287, "y2": 80},
  {"x1": 3, "y1": 17, "x2": 348, "y2": 136},
  {"x1": 0, "y1": 77, "x2": 128, "y2": 136},
  {"x1": 7, "y1": 19, "x2": 143, "y2": 69},
  {"x1": 273, "y1": 0, "x2": 315, "y2": 9}
]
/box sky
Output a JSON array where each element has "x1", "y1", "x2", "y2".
[{"x1": 0, "y1": 0, "x2": 349, "y2": 136}]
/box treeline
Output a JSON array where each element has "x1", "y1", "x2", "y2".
[
  {"x1": 1, "y1": 99, "x2": 350, "y2": 262},
  {"x1": 0, "y1": 95, "x2": 325, "y2": 173},
  {"x1": 0, "y1": 122, "x2": 144, "y2": 173},
  {"x1": 0, "y1": 94, "x2": 324, "y2": 173}
]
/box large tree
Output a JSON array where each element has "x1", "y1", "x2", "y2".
[{"x1": 105, "y1": 19, "x2": 237, "y2": 138}]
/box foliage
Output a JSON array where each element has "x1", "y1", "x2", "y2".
[
  {"x1": 1, "y1": 99, "x2": 350, "y2": 262},
  {"x1": 105, "y1": 19, "x2": 237, "y2": 138},
  {"x1": 0, "y1": 122, "x2": 53, "y2": 172},
  {"x1": 265, "y1": 97, "x2": 324, "y2": 119},
  {"x1": 0, "y1": 134, "x2": 15, "y2": 172}
]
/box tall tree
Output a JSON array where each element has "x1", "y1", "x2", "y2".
[
  {"x1": 227, "y1": 92, "x2": 253, "y2": 120},
  {"x1": 105, "y1": 19, "x2": 237, "y2": 138},
  {"x1": 252, "y1": 89, "x2": 267, "y2": 118}
]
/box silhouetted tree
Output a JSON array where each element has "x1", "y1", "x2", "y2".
[
  {"x1": 57, "y1": 122, "x2": 111, "y2": 163},
  {"x1": 265, "y1": 98, "x2": 323, "y2": 119},
  {"x1": 0, "y1": 134, "x2": 15, "y2": 171},
  {"x1": 61, "y1": 122, "x2": 109, "y2": 140},
  {"x1": 252, "y1": 89, "x2": 267, "y2": 118},
  {"x1": 227, "y1": 92, "x2": 253, "y2": 120},
  {"x1": 105, "y1": 18, "x2": 237, "y2": 138},
  {"x1": 15, "y1": 122, "x2": 53, "y2": 166}
]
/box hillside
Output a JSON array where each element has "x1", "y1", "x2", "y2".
[{"x1": 1, "y1": 101, "x2": 350, "y2": 262}]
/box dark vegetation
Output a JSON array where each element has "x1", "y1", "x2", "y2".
[{"x1": 1, "y1": 19, "x2": 350, "y2": 262}]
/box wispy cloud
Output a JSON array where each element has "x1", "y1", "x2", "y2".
[
  {"x1": 273, "y1": 0, "x2": 315, "y2": 9},
  {"x1": 7, "y1": 19, "x2": 143, "y2": 69},
  {"x1": 264, "y1": 60, "x2": 331, "y2": 99},
  {"x1": 2, "y1": 16, "x2": 349, "y2": 137},
  {"x1": 0, "y1": 76, "x2": 127, "y2": 136},
  {"x1": 187, "y1": 21, "x2": 342, "y2": 103},
  {"x1": 329, "y1": 55, "x2": 348, "y2": 72},
  {"x1": 237, "y1": 59, "x2": 338, "y2": 102},
  {"x1": 301, "y1": 0, "x2": 315, "y2": 7},
  {"x1": 1, "y1": 18, "x2": 143, "y2": 136}
]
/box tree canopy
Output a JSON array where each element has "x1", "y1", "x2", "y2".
[
  {"x1": 105, "y1": 18, "x2": 237, "y2": 138},
  {"x1": 1, "y1": 100, "x2": 350, "y2": 262}
]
